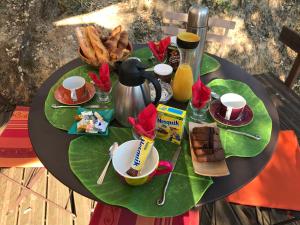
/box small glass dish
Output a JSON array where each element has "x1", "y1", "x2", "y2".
[{"x1": 149, "y1": 80, "x2": 173, "y2": 104}]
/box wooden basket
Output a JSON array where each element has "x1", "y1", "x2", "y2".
[{"x1": 78, "y1": 42, "x2": 133, "y2": 67}]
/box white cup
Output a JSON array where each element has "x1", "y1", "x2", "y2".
[
  {"x1": 62, "y1": 76, "x2": 86, "y2": 102},
  {"x1": 220, "y1": 93, "x2": 246, "y2": 120}
]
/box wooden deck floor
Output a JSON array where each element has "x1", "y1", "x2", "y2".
[
  {"x1": 1, "y1": 167, "x2": 300, "y2": 225},
  {"x1": 0, "y1": 168, "x2": 94, "y2": 225}
]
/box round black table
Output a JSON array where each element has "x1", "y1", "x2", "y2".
[{"x1": 29, "y1": 48, "x2": 279, "y2": 206}]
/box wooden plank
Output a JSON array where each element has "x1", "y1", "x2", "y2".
[
  {"x1": 17, "y1": 168, "x2": 47, "y2": 225},
  {"x1": 73, "y1": 192, "x2": 92, "y2": 225},
  {"x1": 254, "y1": 73, "x2": 300, "y2": 139},
  {"x1": 163, "y1": 11, "x2": 188, "y2": 23},
  {"x1": 279, "y1": 26, "x2": 300, "y2": 53},
  {"x1": 208, "y1": 17, "x2": 236, "y2": 30},
  {"x1": 46, "y1": 172, "x2": 73, "y2": 225},
  {"x1": 0, "y1": 169, "x2": 11, "y2": 225},
  {"x1": 212, "y1": 199, "x2": 243, "y2": 225},
  {"x1": 162, "y1": 27, "x2": 232, "y2": 44},
  {"x1": 230, "y1": 204, "x2": 259, "y2": 225},
  {"x1": 0, "y1": 110, "x2": 12, "y2": 133},
  {"x1": 206, "y1": 33, "x2": 232, "y2": 44},
  {"x1": 0, "y1": 168, "x2": 24, "y2": 225},
  {"x1": 161, "y1": 26, "x2": 185, "y2": 36},
  {"x1": 286, "y1": 53, "x2": 300, "y2": 88}
]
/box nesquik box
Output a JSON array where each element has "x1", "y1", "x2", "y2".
[{"x1": 156, "y1": 104, "x2": 186, "y2": 145}]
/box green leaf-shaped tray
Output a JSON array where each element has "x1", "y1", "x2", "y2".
[
  {"x1": 204, "y1": 79, "x2": 272, "y2": 157},
  {"x1": 68, "y1": 127, "x2": 213, "y2": 217},
  {"x1": 132, "y1": 47, "x2": 220, "y2": 76},
  {"x1": 44, "y1": 66, "x2": 117, "y2": 131}
]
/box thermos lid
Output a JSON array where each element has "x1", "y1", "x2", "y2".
[
  {"x1": 118, "y1": 59, "x2": 147, "y2": 86},
  {"x1": 176, "y1": 32, "x2": 200, "y2": 49},
  {"x1": 187, "y1": 5, "x2": 209, "y2": 28}
]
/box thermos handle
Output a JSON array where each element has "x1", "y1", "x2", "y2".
[{"x1": 142, "y1": 72, "x2": 161, "y2": 105}]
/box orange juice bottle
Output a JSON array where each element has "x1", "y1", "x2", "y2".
[
  {"x1": 172, "y1": 64, "x2": 194, "y2": 101},
  {"x1": 171, "y1": 32, "x2": 200, "y2": 102}
]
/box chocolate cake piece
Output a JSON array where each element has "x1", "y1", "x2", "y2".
[
  {"x1": 192, "y1": 127, "x2": 210, "y2": 140},
  {"x1": 194, "y1": 148, "x2": 214, "y2": 156},
  {"x1": 190, "y1": 126, "x2": 225, "y2": 163},
  {"x1": 196, "y1": 148, "x2": 225, "y2": 162}
]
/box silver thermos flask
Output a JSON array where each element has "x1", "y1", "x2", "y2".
[{"x1": 186, "y1": 5, "x2": 209, "y2": 82}]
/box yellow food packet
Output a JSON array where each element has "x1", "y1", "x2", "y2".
[
  {"x1": 127, "y1": 136, "x2": 154, "y2": 177},
  {"x1": 156, "y1": 104, "x2": 186, "y2": 144}
]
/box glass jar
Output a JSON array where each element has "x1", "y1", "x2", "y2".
[
  {"x1": 96, "y1": 87, "x2": 112, "y2": 104},
  {"x1": 171, "y1": 32, "x2": 200, "y2": 102}
]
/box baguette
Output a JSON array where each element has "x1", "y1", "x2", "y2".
[
  {"x1": 75, "y1": 27, "x2": 98, "y2": 65},
  {"x1": 86, "y1": 26, "x2": 109, "y2": 64}
]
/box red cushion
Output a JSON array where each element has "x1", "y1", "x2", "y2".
[
  {"x1": 227, "y1": 130, "x2": 300, "y2": 211},
  {"x1": 89, "y1": 202, "x2": 199, "y2": 225},
  {"x1": 0, "y1": 106, "x2": 42, "y2": 167}
]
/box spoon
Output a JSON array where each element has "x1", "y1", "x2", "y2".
[
  {"x1": 97, "y1": 142, "x2": 118, "y2": 185},
  {"x1": 51, "y1": 104, "x2": 109, "y2": 109},
  {"x1": 200, "y1": 121, "x2": 261, "y2": 141},
  {"x1": 211, "y1": 91, "x2": 220, "y2": 100},
  {"x1": 226, "y1": 129, "x2": 261, "y2": 140}
]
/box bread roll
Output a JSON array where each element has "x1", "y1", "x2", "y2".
[
  {"x1": 75, "y1": 27, "x2": 98, "y2": 65},
  {"x1": 118, "y1": 31, "x2": 129, "y2": 49},
  {"x1": 111, "y1": 25, "x2": 122, "y2": 37},
  {"x1": 110, "y1": 48, "x2": 124, "y2": 61},
  {"x1": 86, "y1": 26, "x2": 109, "y2": 64}
]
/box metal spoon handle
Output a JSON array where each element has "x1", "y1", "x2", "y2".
[
  {"x1": 51, "y1": 104, "x2": 109, "y2": 109},
  {"x1": 227, "y1": 129, "x2": 261, "y2": 140},
  {"x1": 51, "y1": 104, "x2": 79, "y2": 109},
  {"x1": 156, "y1": 172, "x2": 172, "y2": 206},
  {"x1": 97, "y1": 158, "x2": 112, "y2": 185}
]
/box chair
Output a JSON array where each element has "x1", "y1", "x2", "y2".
[
  {"x1": 254, "y1": 26, "x2": 300, "y2": 138},
  {"x1": 0, "y1": 106, "x2": 75, "y2": 216},
  {"x1": 161, "y1": 11, "x2": 236, "y2": 56},
  {"x1": 226, "y1": 130, "x2": 300, "y2": 225},
  {"x1": 89, "y1": 201, "x2": 200, "y2": 225}
]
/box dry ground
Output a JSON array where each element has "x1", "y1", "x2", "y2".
[{"x1": 0, "y1": 0, "x2": 299, "y2": 111}]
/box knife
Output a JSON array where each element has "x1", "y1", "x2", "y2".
[{"x1": 157, "y1": 146, "x2": 182, "y2": 206}]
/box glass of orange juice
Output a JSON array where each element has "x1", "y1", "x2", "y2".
[{"x1": 171, "y1": 32, "x2": 200, "y2": 102}]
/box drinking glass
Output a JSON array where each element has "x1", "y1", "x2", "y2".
[{"x1": 96, "y1": 87, "x2": 111, "y2": 104}]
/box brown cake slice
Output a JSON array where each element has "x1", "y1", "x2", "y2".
[{"x1": 191, "y1": 126, "x2": 225, "y2": 162}]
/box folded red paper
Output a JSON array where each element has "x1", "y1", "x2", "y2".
[
  {"x1": 88, "y1": 63, "x2": 111, "y2": 92},
  {"x1": 192, "y1": 79, "x2": 211, "y2": 109},
  {"x1": 148, "y1": 37, "x2": 171, "y2": 62},
  {"x1": 128, "y1": 104, "x2": 157, "y2": 139}
]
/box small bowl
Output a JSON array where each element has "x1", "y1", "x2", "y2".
[
  {"x1": 78, "y1": 42, "x2": 133, "y2": 67},
  {"x1": 149, "y1": 80, "x2": 173, "y2": 104},
  {"x1": 154, "y1": 64, "x2": 173, "y2": 83}
]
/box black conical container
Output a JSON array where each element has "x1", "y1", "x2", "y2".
[{"x1": 113, "y1": 59, "x2": 161, "y2": 127}]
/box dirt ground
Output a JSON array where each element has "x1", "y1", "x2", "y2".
[{"x1": 0, "y1": 0, "x2": 299, "y2": 111}]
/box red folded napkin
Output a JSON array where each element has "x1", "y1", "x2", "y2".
[
  {"x1": 192, "y1": 79, "x2": 211, "y2": 109},
  {"x1": 148, "y1": 37, "x2": 171, "y2": 62},
  {"x1": 88, "y1": 63, "x2": 111, "y2": 92},
  {"x1": 128, "y1": 104, "x2": 157, "y2": 139}
]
